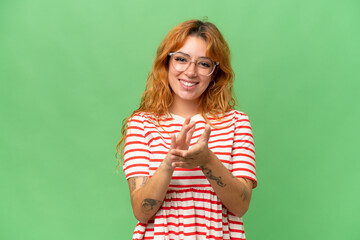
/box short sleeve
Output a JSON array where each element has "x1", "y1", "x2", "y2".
[
  {"x1": 231, "y1": 112, "x2": 257, "y2": 188},
  {"x1": 123, "y1": 113, "x2": 150, "y2": 179}
]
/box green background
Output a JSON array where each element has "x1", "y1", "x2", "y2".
[{"x1": 1, "y1": 0, "x2": 359, "y2": 239}]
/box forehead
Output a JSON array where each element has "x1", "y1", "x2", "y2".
[{"x1": 175, "y1": 36, "x2": 208, "y2": 57}]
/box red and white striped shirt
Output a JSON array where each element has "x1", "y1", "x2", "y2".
[{"x1": 123, "y1": 109, "x2": 257, "y2": 240}]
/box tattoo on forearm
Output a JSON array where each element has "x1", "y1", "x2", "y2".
[
  {"x1": 240, "y1": 185, "x2": 249, "y2": 201},
  {"x1": 140, "y1": 177, "x2": 148, "y2": 187},
  {"x1": 130, "y1": 178, "x2": 136, "y2": 191},
  {"x1": 129, "y1": 176, "x2": 148, "y2": 192},
  {"x1": 141, "y1": 198, "x2": 162, "y2": 213},
  {"x1": 200, "y1": 166, "x2": 226, "y2": 187},
  {"x1": 240, "y1": 178, "x2": 250, "y2": 201}
]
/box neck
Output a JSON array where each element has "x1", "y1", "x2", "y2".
[{"x1": 170, "y1": 97, "x2": 200, "y2": 118}]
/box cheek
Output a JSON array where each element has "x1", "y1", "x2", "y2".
[
  {"x1": 202, "y1": 78, "x2": 212, "y2": 88},
  {"x1": 167, "y1": 69, "x2": 178, "y2": 90},
  {"x1": 168, "y1": 65, "x2": 177, "y2": 78}
]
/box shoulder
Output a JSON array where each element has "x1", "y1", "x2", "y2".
[
  {"x1": 128, "y1": 112, "x2": 176, "y2": 128},
  {"x1": 127, "y1": 112, "x2": 153, "y2": 130},
  {"x1": 210, "y1": 109, "x2": 250, "y2": 122},
  {"x1": 230, "y1": 109, "x2": 249, "y2": 119},
  {"x1": 127, "y1": 113, "x2": 144, "y2": 129},
  {"x1": 220, "y1": 110, "x2": 252, "y2": 129},
  {"x1": 126, "y1": 112, "x2": 160, "y2": 138},
  {"x1": 229, "y1": 110, "x2": 252, "y2": 129},
  {"x1": 128, "y1": 112, "x2": 155, "y2": 123}
]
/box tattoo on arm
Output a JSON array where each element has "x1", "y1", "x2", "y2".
[
  {"x1": 240, "y1": 178, "x2": 250, "y2": 201},
  {"x1": 130, "y1": 178, "x2": 136, "y2": 192},
  {"x1": 240, "y1": 185, "x2": 249, "y2": 201},
  {"x1": 141, "y1": 198, "x2": 162, "y2": 213},
  {"x1": 200, "y1": 166, "x2": 226, "y2": 187},
  {"x1": 140, "y1": 177, "x2": 148, "y2": 187},
  {"x1": 129, "y1": 176, "x2": 149, "y2": 192},
  {"x1": 241, "y1": 192, "x2": 247, "y2": 200}
]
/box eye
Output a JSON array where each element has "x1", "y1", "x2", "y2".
[
  {"x1": 198, "y1": 61, "x2": 212, "y2": 68},
  {"x1": 174, "y1": 56, "x2": 188, "y2": 63}
]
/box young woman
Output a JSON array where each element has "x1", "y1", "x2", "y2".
[{"x1": 118, "y1": 19, "x2": 257, "y2": 240}]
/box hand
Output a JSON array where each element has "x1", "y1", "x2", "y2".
[
  {"x1": 163, "y1": 116, "x2": 196, "y2": 170},
  {"x1": 169, "y1": 124, "x2": 212, "y2": 169},
  {"x1": 173, "y1": 116, "x2": 196, "y2": 150}
]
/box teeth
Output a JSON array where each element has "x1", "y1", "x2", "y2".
[{"x1": 181, "y1": 80, "x2": 196, "y2": 87}]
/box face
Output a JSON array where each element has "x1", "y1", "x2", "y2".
[{"x1": 168, "y1": 36, "x2": 212, "y2": 106}]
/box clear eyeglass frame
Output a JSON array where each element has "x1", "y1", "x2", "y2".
[{"x1": 168, "y1": 52, "x2": 219, "y2": 76}]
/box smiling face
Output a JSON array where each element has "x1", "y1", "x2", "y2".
[{"x1": 168, "y1": 36, "x2": 212, "y2": 109}]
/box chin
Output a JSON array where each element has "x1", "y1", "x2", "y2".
[{"x1": 178, "y1": 93, "x2": 200, "y2": 102}]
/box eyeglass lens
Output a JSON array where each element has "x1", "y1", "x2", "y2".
[{"x1": 170, "y1": 53, "x2": 216, "y2": 76}]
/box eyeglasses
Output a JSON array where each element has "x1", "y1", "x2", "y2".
[{"x1": 168, "y1": 52, "x2": 219, "y2": 76}]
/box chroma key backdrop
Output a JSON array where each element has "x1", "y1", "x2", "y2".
[{"x1": 1, "y1": 0, "x2": 359, "y2": 239}]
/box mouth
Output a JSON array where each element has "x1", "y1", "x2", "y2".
[{"x1": 179, "y1": 79, "x2": 199, "y2": 88}]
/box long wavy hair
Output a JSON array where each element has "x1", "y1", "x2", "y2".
[{"x1": 116, "y1": 19, "x2": 236, "y2": 165}]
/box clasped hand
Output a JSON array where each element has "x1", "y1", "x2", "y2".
[{"x1": 164, "y1": 116, "x2": 212, "y2": 169}]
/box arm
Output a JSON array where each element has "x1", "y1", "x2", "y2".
[
  {"x1": 127, "y1": 160, "x2": 174, "y2": 223},
  {"x1": 199, "y1": 150, "x2": 253, "y2": 217},
  {"x1": 126, "y1": 117, "x2": 196, "y2": 223},
  {"x1": 170, "y1": 124, "x2": 255, "y2": 217}
]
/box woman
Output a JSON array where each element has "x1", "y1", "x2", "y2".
[{"x1": 118, "y1": 19, "x2": 257, "y2": 240}]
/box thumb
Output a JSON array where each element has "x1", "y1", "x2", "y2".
[{"x1": 198, "y1": 124, "x2": 211, "y2": 144}]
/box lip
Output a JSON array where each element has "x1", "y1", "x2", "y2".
[{"x1": 178, "y1": 79, "x2": 199, "y2": 90}]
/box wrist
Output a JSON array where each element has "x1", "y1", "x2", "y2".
[
  {"x1": 200, "y1": 148, "x2": 217, "y2": 169},
  {"x1": 161, "y1": 154, "x2": 175, "y2": 172}
]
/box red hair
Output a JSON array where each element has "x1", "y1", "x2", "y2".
[{"x1": 116, "y1": 20, "x2": 235, "y2": 164}]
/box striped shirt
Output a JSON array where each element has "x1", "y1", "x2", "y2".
[{"x1": 123, "y1": 109, "x2": 257, "y2": 240}]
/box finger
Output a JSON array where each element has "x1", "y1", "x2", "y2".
[
  {"x1": 170, "y1": 134, "x2": 176, "y2": 150},
  {"x1": 170, "y1": 154, "x2": 185, "y2": 162},
  {"x1": 171, "y1": 149, "x2": 188, "y2": 158},
  {"x1": 184, "y1": 116, "x2": 191, "y2": 125},
  {"x1": 171, "y1": 161, "x2": 189, "y2": 168},
  {"x1": 172, "y1": 162, "x2": 195, "y2": 169},
  {"x1": 183, "y1": 143, "x2": 201, "y2": 157},
  {"x1": 176, "y1": 116, "x2": 191, "y2": 142},
  {"x1": 171, "y1": 161, "x2": 186, "y2": 168},
  {"x1": 198, "y1": 124, "x2": 211, "y2": 144},
  {"x1": 186, "y1": 122, "x2": 196, "y2": 145}
]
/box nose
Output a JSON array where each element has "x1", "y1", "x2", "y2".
[{"x1": 184, "y1": 61, "x2": 197, "y2": 77}]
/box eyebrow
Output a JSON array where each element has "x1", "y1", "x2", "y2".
[{"x1": 177, "y1": 51, "x2": 211, "y2": 60}]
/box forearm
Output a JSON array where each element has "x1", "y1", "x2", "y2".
[
  {"x1": 130, "y1": 162, "x2": 174, "y2": 223},
  {"x1": 201, "y1": 151, "x2": 252, "y2": 217}
]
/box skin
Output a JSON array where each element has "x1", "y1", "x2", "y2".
[
  {"x1": 127, "y1": 117, "x2": 196, "y2": 223},
  {"x1": 169, "y1": 124, "x2": 253, "y2": 217},
  {"x1": 168, "y1": 36, "x2": 212, "y2": 117},
  {"x1": 127, "y1": 36, "x2": 253, "y2": 223}
]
